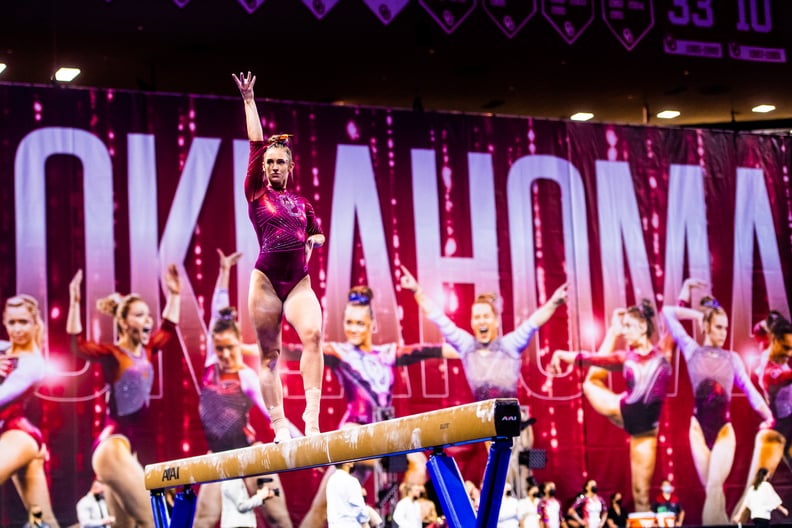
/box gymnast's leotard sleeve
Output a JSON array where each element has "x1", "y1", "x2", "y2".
[
  {"x1": 0, "y1": 353, "x2": 44, "y2": 409},
  {"x1": 425, "y1": 306, "x2": 476, "y2": 358}
]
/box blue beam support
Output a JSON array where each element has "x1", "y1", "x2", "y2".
[
  {"x1": 151, "y1": 486, "x2": 196, "y2": 528},
  {"x1": 427, "y1": 438, "x2": 513, "y2": 528},
  {"x1": 427, "y1": 449, "x2": 477, "y2": 527},
  {"x1": 475, "y1": 439, "x2": 513, "y2": 528},
  {"x1": 170, "y1": 487, "x2": 196, "y2": 528},
  {"x1": 150, "y1": 489, "x2": 169, "y2": 528}
]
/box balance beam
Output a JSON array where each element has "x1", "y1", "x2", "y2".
[{"x1": 145, "y1": 398, "x2": 519, "y2": 490}]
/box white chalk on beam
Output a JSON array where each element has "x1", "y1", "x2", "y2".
[{"x1": 145, "y1": 398, "x2": 521, "y2": 489}]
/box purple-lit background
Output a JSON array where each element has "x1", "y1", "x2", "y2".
[
  {"x1": 170, "y1": 0, "x2": 788, "y2": 62},
  {"x1": 1, "y1": 83, "x2": 791, "y2": 525}
]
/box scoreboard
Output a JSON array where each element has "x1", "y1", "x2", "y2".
[{"x1": 659, "y1": 0, "x2": 786, "y2": 62}]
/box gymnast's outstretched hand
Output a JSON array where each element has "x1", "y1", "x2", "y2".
[
  {"x1": 549, "y1": 282, "x2": 568, "y2": 306},
  {"x1": 548, "y1": 350, "x2": 577, "y2": 375},
  {"x1": 164, "y1": 264, "x2": 181, "y2": 295},
  {"x1": 678, "y1": 277, "x2": 708, "y2": 305},
  {"x1": 69, "y1": 269, "x2": 83, "y2": 305},
  {"x1": 232, "y1": 71, "x2": 256, "y2": 104},
  {"x1": 399, "y1": 265, "x2": 420, "y2": 293},
  {"x1": 67, "y1": 269, "x2": 84, "y2": 335},
  {"x1": 217, "y1": 248, "x2": 243, "y2": 272}
]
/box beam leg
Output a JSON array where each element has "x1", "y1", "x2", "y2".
[
  {"x1": 150, "y1": 489, "x2": 170, "y2": 528},
  {"x1": 427, "y1": 448, "x2": 476, "y2": 528},
  {"x1": 169, "y1": 486, "x2": 197, "y2": 528},
  {"x1": 476, "y1": 438, "x2": 513, "y2": 528}
]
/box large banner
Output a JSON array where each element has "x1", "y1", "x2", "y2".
[{"x1": 1, "y1": 83, "x2": 791, "y2": 526}]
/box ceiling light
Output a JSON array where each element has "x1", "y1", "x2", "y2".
[
  {"x1": 54, "y1": 67, "x2": 81, "y2": 82},
  {"x1": 752, "y1": 104, "x2": 776, "y2": 113},
  {"x1": 656, "y1": 110, "x2": 680, "y2": 119},
  {"x1": 570, "y1": 112, "x2": 594, "y2": 122},
  {"x1": 0, "y1": 63, "x2": 6, "y2": 75}
]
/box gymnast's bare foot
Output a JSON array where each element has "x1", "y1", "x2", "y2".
[
  {"x1": 304, "y1": 425, "x2": 321, "y2": 437},
  {"x1": 274, "y1": 428, "x2": 292, "y2": 443}
]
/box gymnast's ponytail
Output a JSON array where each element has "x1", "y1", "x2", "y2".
[
  {"x1": 212, "y1": 307, "x2": 241, "y2": 338},
  {"x1": 97, "y1": 292, "x2": 145, "y2": 335},
  {"x1": 700, "y1": 296, "x2": 726, "y2": 328},
  {"x1": 768, "y1": 311, "x2": 792, "y2": 343},
  {"x1": 626, "y1": 299, "x2": 655, "y2": 338}
]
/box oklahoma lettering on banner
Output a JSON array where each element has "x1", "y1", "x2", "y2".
[{"x1": 0, "y1": 83, "x2": 790, "y2": 525}]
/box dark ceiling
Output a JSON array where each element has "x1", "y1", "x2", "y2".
[{"x1": 4, "y1": 0, "x2": 792, "y2": 130}]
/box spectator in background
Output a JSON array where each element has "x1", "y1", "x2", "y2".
[
  {"x1": 220, "y1": 477, "x2": 275, "y2": 528},
  {"x1": 393, "y1": 483, "x2": 423, "y2": 528},
  {"x1": 605, "y1": 492, "x2": 627, "y2": 528},
  {"x1": 326, "y1": 462, "x2": 369, "y2": 528},
  {"x1": 538, "y1": 482, "x2": 564, "y2": 528},
  {"x1": 498, "y1": 482, "x2": 522, "y2": 528},
  {"x1": 567, "y1": 480, "x2": 606, "y2": 528},
  {"x1": 76, "y1": 481, "x2": 115, "y2": 528},
  {"x1": 651, "y1": 480, "x2": 684, "y2": 527},
  {"x1": 732, "y1": 468, "x2": 788, "y2": 528},
  {"x1": 519, "y1": 482, "x2": 541, "y2": 528}
]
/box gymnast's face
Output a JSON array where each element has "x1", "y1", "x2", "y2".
[
  {"x1": 3, "y1": 305, "x2": 37, "y2": 349},
  {"x1": 705, "y1": 313, "x2": 728, "y2": 348},
  {"x1": 264, "y1": 146, "x2": 293, "y2": 190},
  {"x1": 585, "y1": 480, "x2": 597, "y2": 494},
  {"x1": 771, "y1": 332, "x2": 792, "y2": 360},
  {"x1": 471, "y1": 303, "x2": 498, "y2": 344},
  {"x1": 344, "y1": 304, "x2": 373, "y2": 349},
  {"x1": 213, "y1": 330, "x2": 242, "y2": 372},
  {"x1": 621, "y1": 313, "x2": 647, "y2": 346},
  {"x1": 121, "y1": 300, "x2": 154, "y2": 345}
]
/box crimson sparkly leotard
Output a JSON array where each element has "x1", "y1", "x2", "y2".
[
  {"x1": 663, "y1": 307, "x2": 771, "y2": 449},
  {"x1": 200, "y1": 365, "x2": 254, "y2": 452},
  {"x1": 579, "y1": 347, "x2": 671, "y2": 436},
  {"x1": 245, "y1": 141, "x2": 322, "y2": 302},
  {"x1": 72, "y1": 320, "x2": 176, "y2": 465},
  {"x1": 762, "y1": 360, "x2": 792, "y2": 464},
  {"x1": 618, "y1": 348, "x2": 671, "y2": 435}
]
